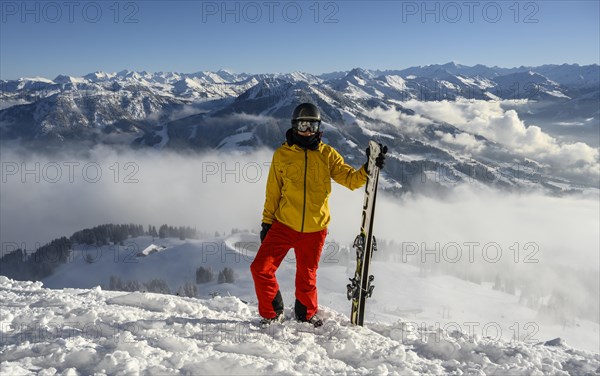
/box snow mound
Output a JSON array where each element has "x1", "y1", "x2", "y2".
[{"x1": 1, "y1": 277, "x2": 598, "y2": 375}]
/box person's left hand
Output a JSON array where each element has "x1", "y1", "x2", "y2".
[{"x1": 365, "y1": 144, "x2": 387, "y2": 171}]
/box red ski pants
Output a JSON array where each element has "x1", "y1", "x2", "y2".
[{"x1": 250, "y1": 221, "x2": 327, "y2": 319}]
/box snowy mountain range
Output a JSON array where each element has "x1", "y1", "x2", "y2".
[
  {"x1": 1, "y1": 63, "x2": 598, "y2": 193},
  {"x1": 1, "y1": 229, "x2": 599, "y2": 374}
]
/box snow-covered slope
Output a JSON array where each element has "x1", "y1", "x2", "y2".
[
  {"x1": 2, "y1": 275, "x2": 599, "y2": 375},
  {"x1": 28, "y1": 234, "x2": 600, "y2": 354}
]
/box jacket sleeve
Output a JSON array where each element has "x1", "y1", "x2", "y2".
[
  {"x1": 262, "y1": 152, "x2": 283, "y2": 224},
  {"x1": 329, "y1": 147, "x2": 368, "y2": 190}
]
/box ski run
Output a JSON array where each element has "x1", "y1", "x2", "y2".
[{"x1": 1, "y1": 275, "x2": 599, "y2": 375}]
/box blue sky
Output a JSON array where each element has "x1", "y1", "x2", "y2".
[{"x1": 1, "y1": 1, "x2": 598, "y2": 79}]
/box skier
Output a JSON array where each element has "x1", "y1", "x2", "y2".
[{"x1": 250, "y1": 103, "x2": 385, "y2": 327}]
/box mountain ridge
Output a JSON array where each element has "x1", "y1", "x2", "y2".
[
  {"x1": 3, "y1": 62, "x2": 598, "y2": 85},
  {"x1": 1, "y1": 63, "x2": 598, "y2": 193}
]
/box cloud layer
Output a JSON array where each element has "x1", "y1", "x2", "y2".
[
  {"x1": 399, "y1": 100, "x2": 599, "y2": 182},
  {"x1": 2, "y1": 146, "x2": 597, "y2": 271},
  {"x1": 0, "y1": 147, "x2": 272, "y2": 249},
  {"x1": 2, "y1": 146, "x2": 598, "y2": 327}
]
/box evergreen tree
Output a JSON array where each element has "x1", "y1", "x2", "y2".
[
  {"x1": 144, "y1": 279, "x2": 170, "y2": 294},
  {"x1": 159, "y1": 225, "x2": 168, "y2": 239},
  {"x1": 218, "y1": 267, "x2": 235, "y2": 284},
  {"x1": 109, "y1": 275, "x2": 124, "y2": 291},
  {"x1": 505, "y1": 278, "x2": 516, "y2": 295},
  {"x1": 493, "y1": 273, "x2": 502, "y2": 290},
  {"x1": 196, "y1": 266, "x2": 214, "y2": 283},
  {"x1": 178, "y1": 281, "x2": 198, "y2": 298},
  {"x1": 124, "y1": 279, "x2": 142, "y2": 292}
]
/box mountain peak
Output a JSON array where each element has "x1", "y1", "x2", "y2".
[
  {"x1": 53, "y1": 74, "x2": 84, "y2": 84},
  {"x1": 83, "y1": 71, "x2": 115, "y2": 82},
  {"x1": 441, "y1": 61, "x2": 461, "y2": 68},
  {"x1": 18, "y1": 76, "x2": 54, "y2": 83},
  {"x1": 116, "y1": 70, "x2": 142, "y2": 80},
  {"x1": 346, "y1": 67, "x2": 373, "y2": 78}
]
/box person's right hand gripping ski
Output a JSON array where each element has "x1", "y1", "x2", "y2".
[{"x1": 260, "y1": 223, "x2": 272, "y2": 243}]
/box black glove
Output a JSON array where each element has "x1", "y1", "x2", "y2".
[
  {"x1": 365, "y1": 144, "x2": 387, "y2": 172},
  {"x1": 260, "y1": 223, "x2": 272, "y2": 243}
]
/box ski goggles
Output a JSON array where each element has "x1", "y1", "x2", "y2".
[{"x1": 294, "y1": 120, "x2": 321, "y2": 133}]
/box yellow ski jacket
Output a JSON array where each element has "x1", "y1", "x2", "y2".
[{"x1": 262, "y1": 142, "x2": 368, "y2": 233}]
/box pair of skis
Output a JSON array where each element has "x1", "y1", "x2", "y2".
[{"x1": 347, "y1": 140, "x2": 387, "y2": 326}]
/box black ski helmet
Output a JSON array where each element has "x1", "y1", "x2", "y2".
[{"x1": 291, "y1": 103, "x2": 321, "y2": 126}]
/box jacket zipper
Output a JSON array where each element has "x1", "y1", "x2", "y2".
[{"x1": 301, "y1": 149, "x2": 308, "y2": 232}]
